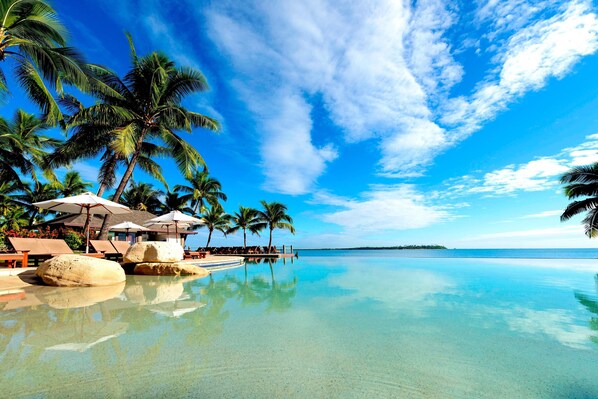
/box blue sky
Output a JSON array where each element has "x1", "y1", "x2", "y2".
[{"x1": 8, "y1": 0, "x2": 598, "y2": 249}]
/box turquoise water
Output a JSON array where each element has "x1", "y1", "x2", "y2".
[
  {"x1": 1, "y1": 252, "x2": 597, "y2": 398},
  {"x1": 301, "y1": 248, "x2": 598, "y2": 258}
]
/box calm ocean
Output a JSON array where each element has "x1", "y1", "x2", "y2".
[{"x1": 299, "y1": 248, "x2": 598, "y2": 259}]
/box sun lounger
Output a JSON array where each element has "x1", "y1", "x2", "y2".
[
  {"x1": 8, "y1": 237, "x2": 104, "y2": 266},
  {"x1": 89, "y1": 240, "x2": 121, "y2": 259},
  {"x1": 110, "y1": 241, "x2": 131, "y2": 257}
]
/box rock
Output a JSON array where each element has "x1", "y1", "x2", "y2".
[
  {"x1": 133, "y1": 262, "x2": 210, "y2": 277},
  {"x1": 124, "y1": 242, "x2": 184, "y2": 263},
  {"x1": 36, "y1": 255, "x2": 126, "y2": 287}
]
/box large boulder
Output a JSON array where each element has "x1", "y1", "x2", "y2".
[
  {"x1": 36, "y1": 255, "x2": 126, "y2": 287},
  {"x1": 133, "y1": 262, "x2": 210, "y2": 277},
  {"x1": 124, "y1": 242, "x2": 184, "y2": 263}
]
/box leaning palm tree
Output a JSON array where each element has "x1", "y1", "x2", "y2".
[
  {"x1": 561, "y1": 163, "x2": 598, "y2": 237},
  {"x1": 227, "y1": 206, "x2": 261, "y2": 249},
  {"x1": 120, "y1": 181, "x2": 162, "y2": 213},
  {"x1": 175, "y1": 168, "x2": 227, "y2": 215},
  {"x1": 57, "y1": 171, "x2": 91, "y2": 197},
  {"x1": 0, "y1": 109, "x2": 59, "y2": 187},
  {"x1": 198, "y1": 204, "x2": 231, "y2": 248},
  {"x1": 0, "y1": 0, "x2": 104, "y2": 125},
  {"x1": 64, "y1": 34, "x2": 219, "y2": 238},
  {"x1": 255, "y1": 201, "x2": 295, "y2": 253}
]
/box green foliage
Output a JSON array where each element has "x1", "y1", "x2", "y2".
[
  {"x1": 63, "y1": 230, "x2": 83, "y2": 250},
  {"x1": 175, "y1": 168, "x2": 227, "y2": 215},
  {"x1": 120, "y1": 181, "x2": 163, "y2": 213},
  {"x1": 160, "y1": 191, "x2": 193, "y2": 214},
  {"x1": 57, "y1": 171, "x2": 92, "y2": 196},
  {"x1": 0, "y1": 0, "x2": 102, "y2": 125},
  {"x1": 197, "y1": 203, "x2": 231, "y2": 248},
  {"x1": 560, "y1": 163, "x2": 598, "y2": 238},
  {"x1": 255, "y1": 201, "x2": 295, "y2": 252},
  {"x1": 0, "y1": 109, "x2": 59, "y2": 187},
  {"x1": 338, "y1": 245, "x2": 447, "y2": 250},
  {"x1": 227, "y1": 206, "x2": 261, "y2": 248}
]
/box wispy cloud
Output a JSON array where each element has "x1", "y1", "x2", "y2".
[
  {"x1": 447, "y1": 134, "x2": 598, "y2": 196},
  {"x1": 313, "y1": 184, "x2": 454, "y2": 232},
  {"x1": 106, "y1": 0, "x2": 598, "y2": 204},
  {"x1": 201, "y1": 0, "x2": 598, "y2": 192},
  {"x1": 520, "y1": 210, "x2": 563, "y2": 219},
  {"x1": 443, "y1": 1, "x2": 598, "y2": 138}
]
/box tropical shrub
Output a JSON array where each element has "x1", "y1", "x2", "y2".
[{"x1": 63, "y1": 230, "x2": 84, "y2": 250}]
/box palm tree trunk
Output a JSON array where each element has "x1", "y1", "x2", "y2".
[
  {"x1": 243, "y1": 228, "x2": 247, "y2": 249},
  {"x1": 98, "y1": 131, "x2": 147, "y2": 239},
  {"x1": 206, "y1": 228, "x2": 213, "y2": 248},
  {"x1": 268, "y1": 228, "x2": 273, "y2": 254},
  {"x1": 28, "y1": 209, "x2": 37, "y2": 229}
]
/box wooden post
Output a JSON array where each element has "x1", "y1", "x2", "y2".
[{"x1": 21, "y1": 250, "x2": 29, "y2": 268}]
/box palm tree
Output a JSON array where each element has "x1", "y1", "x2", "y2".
[
  {"x1": 64, "y1": 34, "x2": 219, "y2": 238},
  {"x1": 0, "y1": 0, "x2": 103, "y2": 125},
  {"x1": 120, "y1": 181, "x2": 162, "y2": 213},
  {"x1": 227, "y1": 206, "x2": 261, "y2": 249},
  {"x1": 15, "y1": 181, "x2": 58, "y2": 227},
  {"x1": 255, "y1": 201, "x2": 295, "y2": 253},
  {"x1": 0, "y1": 205, "x2": 28, "y2": 230},
  {"x1": 198, "y1": 204, "x2": 231, "y2": 248},
  {"x1": 175, "y1": 168, "x2": 227, "y2": 214},
  {"x1": 0, "y1": 179, "x2": 20, "y2": 217},
  {"x1": 57, "y1": 171, "x2": 91, "y2": 197},
  {"x1": 159, "y1": 191, "x2": 192, "y2": 214},
  {"x1": 45, "y1": 94, "x2": 168, "y2": 197},
  {"x1": 0, "y1": 109, "x2": 59, "y2": 187},
  {"x1": 560, "y1": 163, "x2": 598, "y2": 237}
]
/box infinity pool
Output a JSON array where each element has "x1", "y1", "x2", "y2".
[{"x1": 1, "y1": 255, "x2": 597, "y2": 398}]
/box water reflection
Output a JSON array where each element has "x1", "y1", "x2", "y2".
[{"x1": 574, "y1": 274, "x2": 598, "y2": 345}]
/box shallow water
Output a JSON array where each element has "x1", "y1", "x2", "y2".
[{"x1": 1, "y1": 255, "x2": 597, "y2": 398}]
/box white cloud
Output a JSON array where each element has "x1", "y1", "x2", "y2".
[
  {"x1": 314, "y1": 184, "x2": 452, "y2": 232},
  {"x1": 259, "y1": 92, "x2": 338, "y2": 194},
  {"x1": 469, "y1": 158, "x2": 570, "y2": 195},
  {"x1": 520, "y1": 210, "x2": 563, "y2": 218},
  {"x1": 104, "y1": 0, "x2": 598, "y2": 195},
  {"x1": 452, "y1": 133, "x2": 598, "y2": 196},
  {"x1": 443, "y1": 1, "x2": 598, "y2": 139}
]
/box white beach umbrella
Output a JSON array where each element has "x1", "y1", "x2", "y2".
[
  {"x1": 145, "y1": 221, "x2": 190, "y2": 236},
  {"x1": 109, "y1": 221, "x2": 149, "y2": 243},
  {"x1": 146, "y1": 211, "x2": 202, "y2": 245},
  {"x1": 33, "y1": 191, "x2": 131, "y2": 253}
]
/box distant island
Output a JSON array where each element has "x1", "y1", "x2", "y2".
[{"x1": 319, "y1": 245, "x2": 448, "y2": 250}]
